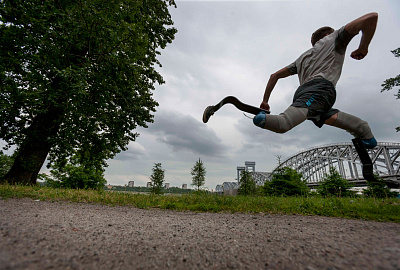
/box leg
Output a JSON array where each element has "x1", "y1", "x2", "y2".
[
  {"x1": 326, "y1": 112, "x2": 378, "y2": 182},
  {"x1": 325, "y1": 111, "x2": 377, "y2": 149},
  {"x1": 253, "y1": 106, "x2": 308, "y2": 133},
  {"x1": 351, "y1": 137, "x2": 377, "y2": 182}
]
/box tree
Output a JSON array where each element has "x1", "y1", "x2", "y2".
[
  {"x1": 0, "y1": 0, "x2": 177, "y2": 185},
  {"x1": 191, "y1": 158, "x2": 206, "y2": 191},
  {"x1": 381, "y1": 48, "x2": 400, "y2": 131},
  {"x1": 238, "y1": 170, "x2": 256, "y2": 196},
  {"x1": 263, "y1": 167, "x2": 309, "y2": 196},
  {"x1": 317, "y1": 167, "x2": 354, "y2": 197},
  {"x1": 0, "y1": 151, "x2": 13, "y2": 179},
  {"x1": 149, "y1": 163, "x2": 165, "y2": 194}
]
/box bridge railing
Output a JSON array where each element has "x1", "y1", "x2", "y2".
[{"x1": 282, "y1": 142, "x2": 400, "y2": 163}]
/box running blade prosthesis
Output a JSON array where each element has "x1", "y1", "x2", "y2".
[
  {"x1": 202, "y1": 106, "x2": 215, "y2": 123},
  {"x1": 352, "y1": 138, "x2": 376, "y2": 182},
  {"x1": 202, "y1": 96, "x2": 270, "y2": 124}
]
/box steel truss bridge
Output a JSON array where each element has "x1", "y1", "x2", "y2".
[{"x1": 269, "y1": 142, "x2": 400, "y2": 188}]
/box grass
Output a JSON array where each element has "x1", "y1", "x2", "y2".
[{"x1": 1, "y1": 184, "x2": 399, "y2": 223}]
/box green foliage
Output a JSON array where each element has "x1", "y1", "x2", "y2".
[
  {"x1": 381, "y1": 48, "x2": 400, "y2": 131},
  {"x1": 149, "y1": 163, "x2": 165, "y2": 194},
  {"x1": 263, "y1": 167, "x2": 309, "y2": 196},
  {"x1": 0, "y1": 0, "x2": 177, "y2": 184},
  {"x1": 191, "y1": 158, "x2": 206, "y2": 191},
  {"x1": 363, "y1": 179, "x2": 399, "y2": 198},
  {"x1": 40, "y1": 154, "x2": 106, "y2": 190},
  {"x1": 0, "y1": 151, "x2": 13, "y2": 179},
  {"x1": 317, "y1": 167, "x2": 354, "y2": 197},
  {"x1": 238, "y1": 170, "x2": 256, "y2": 196}
]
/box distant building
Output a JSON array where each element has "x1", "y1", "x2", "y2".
[
  {"x1": 164, "y1": 183, "x2": 170, "y2": 189},
  {"x1": 147, "y1": 182, "x2": 152, "y2": 188},
  {"x1": 182, "y1": 184, "x2": 187, "y2": 189},
  {"x1": 237, "y1": 161, "x2": 271, "y2": 186},
  {"x1": 128, "y1": 181, "x2": 134, "y2": 187},
  {"x1": 217, "y1": 161, "x2": 272, "y2": 192}
]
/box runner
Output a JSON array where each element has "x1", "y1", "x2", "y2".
[{"x1": 253, "y1": 12, "x2": 379, "y2": 149}]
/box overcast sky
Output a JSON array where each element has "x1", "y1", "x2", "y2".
[
  {"x1": 4, "y1": 1, "x2": 399, "y2": 189},
  {"x1": 104, "y1": 0, "x2": 400, "y2": 189}
]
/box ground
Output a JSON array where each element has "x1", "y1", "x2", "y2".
[{"x1": 1, "y1": 198, "x2": 400, "y2": 269}]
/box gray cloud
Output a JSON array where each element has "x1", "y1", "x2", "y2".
[
  {"x1": 149, "y1": 110, "x2": 229, "y2": 157},
  {"x1": 113, "y1": 142, "x2": 148, "y2": 161}
]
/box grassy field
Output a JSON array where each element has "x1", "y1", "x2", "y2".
[{"x1": 1, "y1": 184, "x2": 399, "y2": 223}]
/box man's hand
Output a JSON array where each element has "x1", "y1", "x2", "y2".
[
  {"x1": 345, "y1": 12, "x2": 378, "y2": 60},
  {"x1": 260, "y1": 101, "x2": 270, "y2": 111},
  {"x1": 261, "y1": 67, "x2": 292, "y2": 112},
  {"x1": 351, "y1": 48, "x2": 368, "y2": 60}
]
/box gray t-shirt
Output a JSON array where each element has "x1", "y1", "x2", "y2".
[{"x1": 287, "y1": 26, "x2": 357, "y2": 86}]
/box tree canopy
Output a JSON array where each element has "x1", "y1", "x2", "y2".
[
  {"x1": 0, "y1": 0, "x2": 177, "y2": 184},
  {"x1": 381, "y1": 48, "x2": 400, "y2": 131}
]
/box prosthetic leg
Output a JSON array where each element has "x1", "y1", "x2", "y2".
[
  {"x1": 352, "y1": 138, "x2": 377, "y2": 183},
  {"x1": 203, "y1": 96, "x2": 269, "y2": 123},
  {"x1": 353, "y1": 138, "x2": 400, "y2": 188}
]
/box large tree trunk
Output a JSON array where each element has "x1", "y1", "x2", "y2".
[{"x1": 2, "y1": 108, "x2": 63, "y2": 185}]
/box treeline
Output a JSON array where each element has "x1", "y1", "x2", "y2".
[
  {"x1": 238, "y1": 167, "x2": 399, "y2": 199},
  {"x1": 108, "y1": 185, "x2": 192, "y2": 194}
]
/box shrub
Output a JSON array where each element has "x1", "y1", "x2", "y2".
[
  {"x1": 317, "y1": 167, "x2": 354, "y2": 197},
  {"x1": 363, "y1": 178, "x2": 399, "y2": 198},
  {"x1": 263, "y1": 167, "x2": 309, "y2": 196},
  {"x1": 41, "y1": 163, "x2": 106, "y2": 190}
]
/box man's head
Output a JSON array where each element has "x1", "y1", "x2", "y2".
[{"x1": 311, "y1": 26, "x2": 334, "y2": 46}]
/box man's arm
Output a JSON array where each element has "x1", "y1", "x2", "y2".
[
  {"x1": 260, "y1": 67, "x2": 292, "y2": 110},
  {"x1": 345, "y1": 12, "x2": 378, "y2": 60}
]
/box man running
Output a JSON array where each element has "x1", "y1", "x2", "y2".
[{"x1": 253, "y1": 12, "x2": 378, "y2": 149}]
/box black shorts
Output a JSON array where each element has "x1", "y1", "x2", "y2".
[{"x1": 291, "y1": 78, "x2": 339, "y2": 128}]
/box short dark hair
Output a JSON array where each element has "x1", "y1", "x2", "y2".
[{"x1": 311, "y1": 26, "x2": 334, "y2": 46}]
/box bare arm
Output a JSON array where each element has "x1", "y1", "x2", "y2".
[
  {"x1": 345, "y1": 12, "x2": 378, "y2": 60},
  {"x1": 260, "y1": 67, "x2": 292, "y2": 110}
]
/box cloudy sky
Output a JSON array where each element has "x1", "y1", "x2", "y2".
[
  {"x1": 102, "y1": 0, "x2": 400, "y2": 189},
  {"x1": 4, "y1": 1, "x2": 398, "y2": 189}
]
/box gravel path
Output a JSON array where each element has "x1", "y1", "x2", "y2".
[{"x1": 1, "y1": 198, "x2": 400, "y2": 270}]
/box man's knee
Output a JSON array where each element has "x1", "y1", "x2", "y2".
[{"x1": 355, "y1": 120, "x2": 372, "y2": 138}]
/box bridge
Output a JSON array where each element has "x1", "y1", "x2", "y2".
[
  {"x1": 269, "y1": 142, "x2": 400, "y2": 188},
  {"x1": 216, "y1": 142, "x2": 400, "y2": 193}
]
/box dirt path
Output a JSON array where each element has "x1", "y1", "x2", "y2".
[{"x1": 1, "y1": 198, "x2": 400, "y2": 269}]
